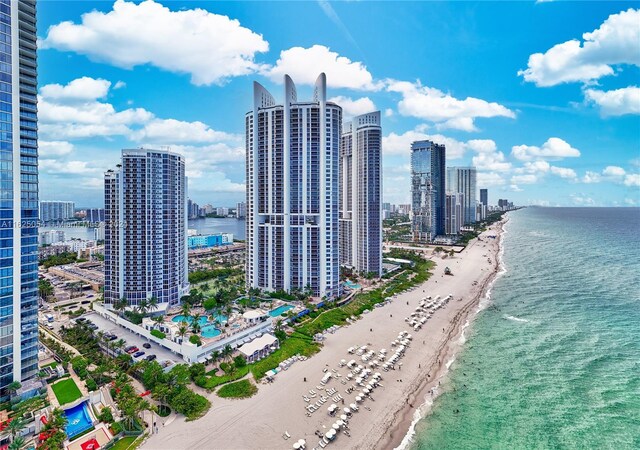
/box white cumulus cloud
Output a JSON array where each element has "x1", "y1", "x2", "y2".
[
  {"x1": 511, "y1": 137, "x2": 580, "y2": 161},
  {"x1": 41, "y1": 0, "x2": 269, "y2": 86},
  {"x1": 328, "y1": 96, "x2": 376, "y2": 118},
  {"x1": 264, "y1": 45, "x2": 381, "y2": 90},
  {"x1": 584, "y1": 86, "x2": 640, "y2": 116},
  {"x1": 386, "y1": 79, "x2": 514, "y2": 131},
  {"x1": 39, "y1": 140, "x2": 75, "y2": 157},
  {"x1": 518, "y1": 8, "x2": 640, "y2": 86},
  {"x1": 40, "y1": 77, "x2": 111, "y2": 101}
]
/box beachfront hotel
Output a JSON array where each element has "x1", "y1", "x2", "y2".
[
  {"x1": 339, "y1": 112, "x2": 383, "y2": 276},
  {"x1": 245, "y1": 74, "x2": 341, "y2": 299},
  {"x1": 39, "y1": 200, "x2": 75, "y2": 222},
  {"x1": 447, "y1": 167, "x2": 477, "y2": 225},
  {"x1": 411, "y1": 140, "x2": 446, "y2": 243},
  {"x1": 0, "y1": 0, "x2": 39, "y2": 401},
  {"x1": 103, "y1": 149, "x2": 190, "y2": 310}
]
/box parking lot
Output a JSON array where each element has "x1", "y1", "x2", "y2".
[{"x1": 79, "y1": 312, "x2": 184, "y2": 366}]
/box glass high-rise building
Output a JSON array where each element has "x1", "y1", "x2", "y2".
[
  {"x1": 39, "y1": 201, "x2": 74, "y2": 222},
  {"x1": 0, "y1": 0, "x2": 39, "y2": 401},
  {"x1": 245, "y1": 73, "x2": 341, "y2": 299},
  {"x1": 104, "y1": 149, "x2": 189, "y2": 310},
  {"x1": 411, "y1": 140, "x2": 446, "y2": 242},
  {"x1": 447, "y1": 166, "x2": 477, "y2": 225},
  {"x1": 480, "y1": 188, "x2": 488, "y2": 207},
  {"x1": 339, "y1": 112, "x2": 382, "y2": 276}
]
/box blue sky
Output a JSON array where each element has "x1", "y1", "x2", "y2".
[{"x1": 37, "y1": 0, "x2": 640, "y2": 207}]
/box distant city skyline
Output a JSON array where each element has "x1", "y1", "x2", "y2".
[{"x1": 36, "y1": 1, "x2": 639, "y2": 208}]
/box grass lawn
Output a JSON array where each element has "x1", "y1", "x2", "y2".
[
  {"x1": 51, "y1": 378, "x2": 83, "y2": 405},
  {"x1": 110, "y1": 436, "x2": 139, "y2": 450},
  {"x1": 199, "y1": 365, "x2": 250, "y2": 390},
  {"x1": 216, "y1": 379, "x2": 258, "y2": 399},
  {"x1": 251, "y1": 332, "x2": 320, "y2": 380}
]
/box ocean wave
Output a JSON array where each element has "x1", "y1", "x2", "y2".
[
  {"x1": 459, "y1": 320, "x2": 470, "y2": 344},
  {"x1": 394, "y1": 396, "x2": 434, "y2": 450},
  {"x1": 504, "y1": 315, "x2": 531, "y2": 323},
  {"x1": 478, "y1": 218, "x2": 509, "y2": 312}
]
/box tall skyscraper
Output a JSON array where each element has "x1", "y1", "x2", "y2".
[
  {"x1": 246, "y1": 73, "x2": 341, "y2": 299},
  {"x1": 411, "y1": 140, "x2": 446, "y2": 242},
  {"x1": 447, "y1": 167, "x2": 477, "y2": 225},
  {"x1": 39, "y1": 201, "x2": 75, "y2": 222},
  {"x1": 480, "y1": 188, "x2": 488, "y2": 207},
  {"x1": 236, "y1": 201, "x2": 246, "y2": 219},
  {"x1": 104, "y1": 149, "x2": 189, "y2": 310},
  {"x1": 445, "y1": 192, "x2": 465, "y2": 235},
  {"x1": 85, "y1": 208, "x2": 105, "y2": 223},
  {"x1": 0, "y1": 0, "x2": 39, "y2": 401},
  {"x1": 339, "y1": 112, "x2": 382, "y2": 276}
]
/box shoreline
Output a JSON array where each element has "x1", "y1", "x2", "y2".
[
  {"x1": 381, "y1": 217, "x2": 508, "y2": 450},
  {"x1": 141, "y1": 217, "x2": 507, "y2": 450}
]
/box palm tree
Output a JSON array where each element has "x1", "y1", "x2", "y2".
[
  {"x1": 114, "y1": 298, "x2": 128, "y2": 318},
  {"x1": 6, "y1": 381, "x2": 21, "y2": 397},
  {"x1": 147, "y1": 296, "x2": 159, "y2": 314},
  {"x1": 177, "y1": 323, "x2": 189, "y2": 342},
  {"x1": 8, "y1": 437, "x2": 25, "y2": 450},
  {"x1": 7, "y1": 417, "x2": 25, "y2": 442},
  {"x1": 222, "y1": 344, "x2": 233, "y2": 362},
  {"x1": 113, "y1": 338, "x2": 126, "y2": 356},
  {"x1": 137, "y1": 299, "x2": 150, "y2": 316},
  {"x1": 190, "y1": 313, "x2": 202, "y2": 334},
  {"x1": 181, "y1": 302, "x2": 191, "y2": 318}
]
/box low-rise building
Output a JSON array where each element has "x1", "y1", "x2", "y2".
[
  {"x1": 187, "y1": 233, "x2": 233, "y2": 250},
  {"x1": 238, "y1": 334, "x2": 279, "y2": 363}
]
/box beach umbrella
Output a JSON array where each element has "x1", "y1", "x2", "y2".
[
  {"x1": 350, "y1": 403, "x2": 358, "y2": 410},
  {"x1": 344, "y1": 408, "x2": 351, "y2": 414},
  {"x1": 298, "y1": 439, "x2": 306, "y2": 447},
  {"x1": 293, "y1": 443, "x2": 300, "y2": 449},
  {"x1": 332, "y1": 423, "x2": 340, "y2": 430},
  {"x1": 325, "y1": 432, "x2": 333, "y2": 440},
  {"x1": 355, "y1": 396, "x2": 362, "y2": 402},
  {"x1": 340, "y1": 414, "x2": 348, "y2": 421}
]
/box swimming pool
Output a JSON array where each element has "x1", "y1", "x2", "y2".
[
  {"x1": 172, "y1": 315, "x2": 208, "y2": 325},
  {"x1": 200, "y1": 324, "x2": 221, "y2": 338},
  {"x1": 64, "y1": 402, "x2": 93, "y2": 439},
  {"x1": 269, "y1": 305, "x2": 294, "y2": 317},
  {"x1": 344, "y1": 280, "x2": 362, "y2": 290},
  {"x1": 210, "y1": 313, "x2": 228, "y2": 324}
]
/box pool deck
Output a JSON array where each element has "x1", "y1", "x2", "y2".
[{"x1": 65, "y1": 424, "x2": 113, "y2": 450}]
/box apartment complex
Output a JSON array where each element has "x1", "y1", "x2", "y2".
[
  {"x1": 339, "y1": 112, "x2": 382, "y2": 276},
  {"x1": 0, "y1": 0, "x2": 39, "y2": 401},
  {"x1": 39, "y1": 200, "x2": 74, "y2": 222},
  {"x1": 245, "y1": 74, "x2": 341, "y2": 299},
  {"x1": 447, "y1": 166, "x2": 477, "y2": 225},
  {"x1": 411, "y1": 140, "x2": 446, "y2": 242},
  {"x1": 445, "y1": 192, "x2": 465, "y2": 235},
  {"x1": 104, "y1": 149, "x2": 190, "y2": 310}
]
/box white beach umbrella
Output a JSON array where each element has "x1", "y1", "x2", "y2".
[
  {"x1": 344, "y1": 408, "x2": 351, "y2": 414},
  {"x1": 350, "y1": 403, "x2": 358, "y2": 410},
  {"x1": 325, "y1": 432, "x2": 333, "y2": 439},
  {"x1": 293, "y1": 443, "x2": 300, "y2": 449},
  {"x1": 340, "y1": 414, "x2": 348, "y2": 421},
  {"x1": 332, "y1": 423, "x2": 340, "y2": 430}
]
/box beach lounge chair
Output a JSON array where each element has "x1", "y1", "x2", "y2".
[
  {"x1": 318, "y1": 440, "x2": 326, "y2": 448},
  {"x1": 303, "y1": 396, "x2": 310, "y2": 402},
  {"x1": 284, "y1": 431, "x2": 291, "y2": 440}
]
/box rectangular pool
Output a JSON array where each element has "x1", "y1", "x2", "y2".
[
  {"x1": 64, "y1": 402, "x2": 93, "y2": 439},
  {"x1": 269, "y1": 305, "x2": 294, "y2": 317}
]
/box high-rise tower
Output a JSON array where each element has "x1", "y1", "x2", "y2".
[
  {"x1": 104, "y1": 149, "x2": 189, "y2": 310},
  {"x1": 245, "y1": 74, "x2": 341, "y2": 299},
  {"x1": 447, "y1": 167, "x2": 477, "y2": 225},
  {"x1": 339, "y1": 112, "x2": 382, "y2": 276},
  {"x1": 0, "y1": 0, "x2": 39, "y2": 401},
  {"x1": 411, "y1": 140, "x2": 446, "y2": 242}
]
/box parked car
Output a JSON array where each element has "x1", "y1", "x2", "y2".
[
  {"x1": 145, "y1": 354, "x2": 156, "y2": 361},
  {"x1": 143, "y1": 343, "x2": 151, "y2": 349},
  {"x1": 126, "y1": 346, "x2": 139, "y2": 354},
  {"x1": 133, "y1": 351, "x2": 145, "y2": 358}
]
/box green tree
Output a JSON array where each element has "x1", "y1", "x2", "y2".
[
  {"x1": 190, "y1": 313, "x2": 202, "y2": 334},
  {"x1": 8, "y1": 436, "x2": 25, "y2": 450},
  {"x1": 7, "y1": 417, "x2": 25, "y2": 442}
]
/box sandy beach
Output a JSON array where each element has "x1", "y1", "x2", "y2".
[{"x1": 142, "y1": 219, "x2": 505, "y2": 450}]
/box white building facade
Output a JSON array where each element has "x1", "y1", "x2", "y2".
[
  {"x1": 447, "y1": 166, "x2": 477, "y2": 225},
  {"x1": 246, "y1": 74, "x2": 341, "y2": 299},
  {"x1": 445, "y1": 192, "x2": 465, "y2": 235},
  {"x1": 339, "y1": 112, "x2": 382, "y2": 276},
  {"x1": 104, "y1": 149, "x2": 189, "y2": 310}
]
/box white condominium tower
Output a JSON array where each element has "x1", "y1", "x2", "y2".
[
  {"x1": 339, "y1": 112, "x2": 382, "y2": 276},
  {"x1": 104, "y1": 149, "x2": 189, "y2": 310},
  {"x1": 245, "y1": 73, "x2": 341, "y2": 299},
  {"x1": 447, "y1": 166, "x2": 477, "y2": 225}
]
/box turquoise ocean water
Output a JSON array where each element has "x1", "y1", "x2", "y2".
[{"x1": 411, "y1": 207, "x2": 640, "y2": 450}]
